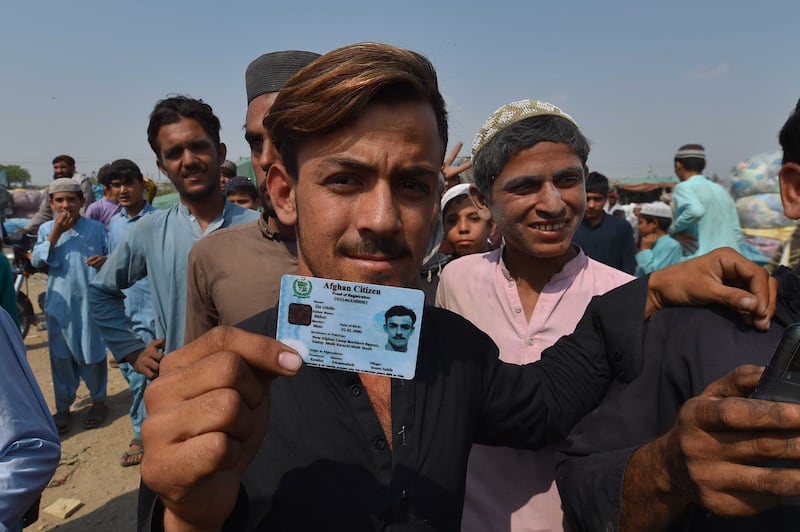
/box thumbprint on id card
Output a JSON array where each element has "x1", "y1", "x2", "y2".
[{"x1": 287, "y1": 303, "x2": 313, "y2": 326}]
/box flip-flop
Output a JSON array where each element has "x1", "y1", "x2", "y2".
[
  {"x1": 83, "y1": 403, "x2": 108, "y2": 430},
  {"x1": 53, "y1": 411, "x2": 71, "y2": 435},
  {"x1": 119, "y1": 439, "x2": 143, "y2": 467}
]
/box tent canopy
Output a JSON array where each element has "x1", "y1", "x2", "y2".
[
  {"x1": 236, "y1": 157, "x2": 256, "y2": 181},
  {"x1": 611, "y1": 175, "x2": 678, "y2": 192}
]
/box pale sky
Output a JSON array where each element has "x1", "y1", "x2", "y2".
[{"x1": 1, "y1": 0, "x2": 798, "y2": 185}]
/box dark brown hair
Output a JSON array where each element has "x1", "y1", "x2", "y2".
[
  {"x1": 147, "y1": 95, "x2": 221, "y2": 160},
  {"x1": 264, "y1": 42, "x2": 448, "y2": 179}
]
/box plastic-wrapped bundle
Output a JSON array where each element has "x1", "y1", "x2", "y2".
[
  {"x1": 11, "y1": 188, "x2": 45, "y2": 219},
  {"x1": 722, "y1": 150, "x2": 783, "y2": 199},
  {"x1": 737, "y1": 193, "x2": 795, "y2": 229}
]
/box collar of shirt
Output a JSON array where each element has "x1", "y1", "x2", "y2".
[
  {"x1": 118, "y1": 202, "x2": 156, "y2": 222},
  {"x1": 175, "y1": 199, "x2": 257, "y2": 238},
  {"x1": 497, "y1": 244, "x2": 588, "y2": 286}
]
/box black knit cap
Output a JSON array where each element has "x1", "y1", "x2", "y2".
[{"x1": 245, "y1": 50, "x2": 321, "y2": 103}]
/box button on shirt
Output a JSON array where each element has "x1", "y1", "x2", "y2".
[
  {"x1": 436, "y1": 247, "x2": 633, "y2": 532},
  {"x1": 89, "y1": 201, "x2": 258, "y2": 359}
]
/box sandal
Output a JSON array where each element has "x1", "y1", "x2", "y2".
[
  {"x1": 53, "y1": 411, "x2": 71, "y2": 435},
  {"x1": 83, "y1": 403, "x2": 108, "y2": 430},
  {"x1": 119, "y1": 439, "x2": 143, "y2": 467}
]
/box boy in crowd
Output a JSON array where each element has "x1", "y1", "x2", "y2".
[
  {"x1": 219, "y1": 160, "x2": 237, "y2": 189},
  {"x1": 573, "y1": 171, "x2": 636, "y2": 274},
  {"x1": 32, "y1": 178, "x2": 108, "y2": 434},
  {"x1": 437, "y1": 99, "x2": 633, "y2": 531},
  {"x1": 106, "y1": 159, "x2": 159, "y2": 467},
  {"x1": 635, "y1": 201, "x2": 682, "y2": 276},
  {"x1": 84, "y1": 162, "x2": 121, "y2": 230},
  {"x1": 224, "y1": 176, "x2": 261, "y2": 211},
  {"x1": 441, "y1": 182, "x2": 493, "y2": 259}
]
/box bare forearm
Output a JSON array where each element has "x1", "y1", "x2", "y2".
[{"x1": 620, "y1": 436, "x2": 689, "y2": 531}]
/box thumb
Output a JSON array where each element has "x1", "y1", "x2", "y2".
[
  {"x1": 703, "y1": 365, "x2": 764, "y2": 399},
  {"x1": 153, "y1": 338, "x2": 166, "y2": 349}
]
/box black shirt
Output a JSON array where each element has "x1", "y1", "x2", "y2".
[
  {"x1": 557, "y1": 267, "x2": 800, "y2": 531},
  {"x1": 572, "y1": 214, "x2": 636, "y2": 275},
  {"x1": 142, "y1": 278, "x2": 646, "y2": 531}
]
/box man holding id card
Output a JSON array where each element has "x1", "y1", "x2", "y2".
[{"x1": 138, "y1": 43, "x2": 775, "y2": 532}]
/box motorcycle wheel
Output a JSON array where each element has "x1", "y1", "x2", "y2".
[{"x1": 16, "y1": 292, "x2": 34, "y2": 339}]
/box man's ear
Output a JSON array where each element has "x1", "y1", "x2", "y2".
[
  {"x1": 469, "y1": 184, "x2": 493, "y2": 221},
  {"x1": 780, "y1": 162, "x2": 800, "y2": 219},
  {"x1": 218, "y1": 142, "x2": 227, "y2": 163},
  {"x1": 267, "y1": 162, "x2": 297, "y2": 226}
]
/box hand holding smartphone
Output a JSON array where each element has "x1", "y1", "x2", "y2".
[{"x1": 751, "y1": 323, "x2": 800, "y2": 403}]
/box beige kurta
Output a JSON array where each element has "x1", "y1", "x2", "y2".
[{"x1": 184, "y1": 217, "x2": 298, "y2": 343}]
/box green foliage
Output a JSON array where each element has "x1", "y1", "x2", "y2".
[{"x1": 0, "y1": 164, "x2": 32, "y2": 186}]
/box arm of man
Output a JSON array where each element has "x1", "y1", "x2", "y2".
[
  {"x1": 140, "y1": 327, "x2": 304, "y2": 532},
  {"x1": 88, "y1": 226, "x2": 149, "y2": 364},
  {"x1": 0, "y1": 308, "x2": 60, "y2": 528},
  {"x1": 477, "y1": 275, "x2": 648, "y2": 447},
  {"x1": 479, "y1": 248, "x2": 775, "y2": 447},
  {"x1": 556, "y1": 251, "x2": 780, "y2": 531},
  {"x1": 184, "y1": 245, "x2": 218, "y2": 344},
  {"x1": 621, "y1": 366, "x2": 800, "y2": 530},
  {"x1": 30, "y1": 222, "x2": 58, "y2": 269}
]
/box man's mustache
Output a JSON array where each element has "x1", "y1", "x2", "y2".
[{"x1": 336, "y1": 237, "x2": 412, "y2": 259}]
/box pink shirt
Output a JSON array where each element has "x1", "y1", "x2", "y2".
[{"x1": 436, "y1": 247, "x2": 633, "y2": 532}]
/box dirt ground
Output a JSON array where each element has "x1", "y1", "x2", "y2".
[{"x1": 21, "y1": 274, "x2": 140, "y2": 530}]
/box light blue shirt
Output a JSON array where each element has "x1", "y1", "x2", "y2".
[
  {"x1": 31, "y1": 217, "x2": 108, "y2": 364},
  {"x1": 0, "y1": 307, "x2": 60, "y2": 530},
  {"x1": 108, "y1": 203, "x2": 159, "y2": 345},
  {"x1": 670, "y1": 174, "x2": 747, "y2": 260},
  {"x1": 635, "y1": 234, "x2": 683, "y2": 277},
  {"x1": 89, "y1": 201, "x2": 259, "y2": 359}
]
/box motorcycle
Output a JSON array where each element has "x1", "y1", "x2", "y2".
[{"x1": 4, "y1": 232, "x2": 45, "y2": 339}]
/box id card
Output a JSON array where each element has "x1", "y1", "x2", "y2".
[{"x1": 277, "y1": 274, "x2": 424, "y2": 379}]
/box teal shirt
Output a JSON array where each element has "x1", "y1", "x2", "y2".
[
  {"x1": 0, "y1": 256, "x2": 18, "y2": 327},
  {"x1": 635, "y1": 234, "x2": 683, "y2": 277},
  {"x1": 89, "y1": 201, "x2": 258, "y2": 359},
  {"x1": 670, "y1": 174, "x2": 746, "y2": 260}
]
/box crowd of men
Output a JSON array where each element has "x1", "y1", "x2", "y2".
[{"x1": 2, "y1": 41, "x2": 800, "y2": 532}]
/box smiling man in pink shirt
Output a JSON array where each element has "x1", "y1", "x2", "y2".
[{"x1": 436, "y1": 99, "x2": 633, "y2": 531}]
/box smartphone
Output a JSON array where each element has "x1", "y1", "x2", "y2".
[
  {"x1": 750, "y1": 324, "x2": 800, "y2": 468},
  {"x1": 751, "y1": 323, "x2": 800, "y2": 403}
]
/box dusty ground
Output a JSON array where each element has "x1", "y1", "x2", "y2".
[{"x1": 22, "y1": 274, "x2": 140, "y2": 530}]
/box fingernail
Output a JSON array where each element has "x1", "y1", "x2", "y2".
[
  {"x1": 739, "y1": 296, "x2": 753, "y2": 310},
  {"x1": 278, "y1": 351, "x2": 303, "y2": 372}
]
